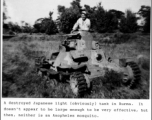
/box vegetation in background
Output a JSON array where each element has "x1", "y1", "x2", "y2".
[
  {"x1": 119, "y1": 10, "x2": 138, "y2": 33},
  {"x1": 56, "y1": 0, "x2": 82, "y2": 33},
  {"x1": 3, "y1": 1, "x2": 33, "y2": 34},
  {"x1": 3, "y1": 0, "x2": 151, "y2": 34},
  {"x1": 138, "y1": 5, "x2": 151, "y2": 33},
  {"x1": 84, "y1": 3, "x2": 121, "y2": 33},
  {"x1": 33, "y1": 12, "x2": 58, "y2": 34}
]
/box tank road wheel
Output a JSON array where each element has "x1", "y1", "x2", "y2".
[
  {"x1": 70, "y1": 72, "x2": 88, "y2": 97},
  {"x1": 122, "y1": 61, "x2": 141, "y2": 88}
]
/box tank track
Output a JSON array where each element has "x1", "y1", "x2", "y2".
[
  {"x1": 70, "y1": 72, "x2": 88, "y2": 97},
  {"x1": 127, "y1": 61, "x2": 141, "y2": 88}
]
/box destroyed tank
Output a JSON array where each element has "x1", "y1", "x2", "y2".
[{"x1": 35, "y1": 31, "x2": 141, "y2": 97}]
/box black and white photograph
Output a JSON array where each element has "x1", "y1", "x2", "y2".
[
  {"x1": 2, "y1": 0, "x2": 151, "y2": 99},
  {"x1": 1, "y1": 0, "x2": 151, "y2": 120}
]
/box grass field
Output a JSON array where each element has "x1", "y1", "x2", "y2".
[{"x1": 2, "y1": 32, "x2": 150, "y2": 98}]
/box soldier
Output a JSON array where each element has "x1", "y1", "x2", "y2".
[
  {"x1": 71, "y1": 10, "x2": 91, "y2": 32},
  {"x1": 71, "y1": 10, "x2": 93, "y2": 50}
]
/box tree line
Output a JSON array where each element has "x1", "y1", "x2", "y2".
[{"x1": 3, "y1": 0, "x2": 151, "y2": 35}]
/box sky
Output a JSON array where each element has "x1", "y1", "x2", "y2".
[{"x1": 3, "y1": 0, "x2": 151, "y2": 26}]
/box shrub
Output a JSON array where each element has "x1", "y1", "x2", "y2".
[
  {"x1": 138, "y1": 6, "x2": 151, "y2": 33},
  {"x1": 33, "y1": 12, "x2": 58, "y2": 35},
  {"x1": 85, "y1": 3, "x2": 118, "y2": 33},
  {"x1": 94, "y1": 5, "x2": 118, "y2": 33},
  {"x1": 57, "y1": 0, "x2": 81, "y2": 33},
  {"x1": 119, "y1": 10, "x2": 138, "y2": 33}
]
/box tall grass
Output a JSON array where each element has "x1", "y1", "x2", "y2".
[{"x1": 2, "y1": 33, "x2": 150, "y2": 98}]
